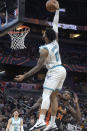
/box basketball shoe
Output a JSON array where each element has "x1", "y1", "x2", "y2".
[
  {"x1": 43, "y1": 122, "x2": 58, "y2": 131},
  {"x1": 29, "y1": 119, "x2": 46, "y2": 131}
]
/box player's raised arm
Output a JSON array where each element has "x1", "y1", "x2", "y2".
[
  {"x1": 6, "y1": 119, "x2": 12, "y2": 131},
  {"x1": 14, "y1": 48, "x2": 48, "y2": 82},
  {"x1": 52, "y1": 1, "x2": 59, "y2": 40}
]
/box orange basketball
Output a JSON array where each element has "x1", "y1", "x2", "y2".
[{"x1": 46, "y1": 0, "x2": 59, "y2": 12}]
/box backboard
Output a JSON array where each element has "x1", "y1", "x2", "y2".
[{"x1": 0, "y1": 0, "x2": 25, "y2": 37}]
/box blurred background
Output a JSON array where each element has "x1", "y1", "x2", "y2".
[{"x1": 0, "y1": 0, "x2": 87, "y2": 130}]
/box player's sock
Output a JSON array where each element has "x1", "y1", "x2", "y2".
[
  {"x1": 39, "y1": 114, "x2": 45, "y2": 121},
  {"x1": 50, "y1": 116, "x2": 56, "y2": 124}
]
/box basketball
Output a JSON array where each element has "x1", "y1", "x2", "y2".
[{"x1": 46, "y1": 0, "x2": 59, "y2": 12}]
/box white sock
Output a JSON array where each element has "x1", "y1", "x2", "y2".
[
  {"x1": 39, "y1": 114, "x2": 45, "y2": 121},
  {"x1": 50, "y1": 116, "x2": 56, "y2": 124}
]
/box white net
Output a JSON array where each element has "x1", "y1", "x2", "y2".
[{"x1": 8, "y1": 26, "x2": 30, "y2": 50}]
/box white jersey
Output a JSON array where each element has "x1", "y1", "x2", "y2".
[
  {"x1": 39, "y1": 40, "x2": 62, "y2": 70},
  {"x1": 10, "y1": 117, "x2": 22, "y2": 131}
]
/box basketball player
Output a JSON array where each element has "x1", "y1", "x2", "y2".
[
  {"x1": 6, "y1": 109, "x2": 24, "y2": 131},
  {"x1": 28, "y1": 91, "x2": 81, "y2": 130},
  {"x1": 14, "y1": 0, "x2": 66, "y2": 130},
  {"x1": 44, "y1": 91, "x2": 81, "y2": 131}
]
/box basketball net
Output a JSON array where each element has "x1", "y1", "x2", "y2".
[{"x1": 8, "y1": 25, "x2": 30, "y2": 50}]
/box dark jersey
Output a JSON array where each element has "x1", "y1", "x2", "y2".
[
  {"x1": 55, "y1": 102, "x2": 68, "y2": 126},
  {"x1": 45, "y1": 101, "x2": 69, "y2": 126}
]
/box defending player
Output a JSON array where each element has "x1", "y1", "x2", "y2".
[
  {"x1": 14, "y1": 0, "x2": 66, "y2": 130},
  {"x1": 28, "y1": 91, "x2": 81, "y2": 131},
  {"x1": 6, "y1": 109, "x2": 24, "y2": 131},
  {"x1": 44, "y1": 91, "x2": 81, "y2": 130}
]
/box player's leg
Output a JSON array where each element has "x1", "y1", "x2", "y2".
[
  {"x1": 38, "y1": 70, "x2": 57, "y2": 123},
  {"x1": 29, "y1": 88, "x2": 53, "y2": 131},
  {"x1": 51, "y1": 68, "x2": 66, "y2": 121},
  {"x1": 50, "y1": 69, "x2": 66, "y2": 129},
  {"x1": 44, "y1": 67, "x2": 66, "y2": 131},
  {"x1": 43, "y1": 90, "x2": 59, "y2": 131},
  {"x1": 43, "y1": 81, "x2": 60, "y2": 130},
  {"x1": 50, "y1": 90, "x2": 59, "y2": 116},
  {"x1": 29, "y1": 70, "x2": 57, "y2": 130},
  {"x1": 50, "y1": 90, "x2": 59, "y2": 130},
  {"x1": 40, "y1": 88, "x2": 53, "y2": 118}
]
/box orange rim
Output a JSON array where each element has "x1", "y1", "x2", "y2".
[{"x1": 8, "y1": 25, "x2": 30, "y2": 34}]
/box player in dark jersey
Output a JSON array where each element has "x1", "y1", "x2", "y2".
[
  {"x1": 28, "y1": 91, "x2": 81, "y2": 131},
  {"x1": 45, "y1": 91, "x2": 81, "y2": 131}
]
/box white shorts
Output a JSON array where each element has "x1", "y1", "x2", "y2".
[{"x1": 43, "y1": 65, "x2": 66, "y2": 91}]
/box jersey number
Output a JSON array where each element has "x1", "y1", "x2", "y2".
[{"x1": 55, "y1": 51, "x2": 58, "y2": 61}]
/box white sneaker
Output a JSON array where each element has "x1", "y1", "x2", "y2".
[
  {"x1": 43, "y1": 122, "x2": 58, "y2": 131},
  {"x1": 29, "y1": 119, "x2": 46, "y2": 131}
]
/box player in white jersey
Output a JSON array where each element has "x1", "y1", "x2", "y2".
[
  {"x1": 6, "y1": 109, "x2": 24, "y2": 131},
  {"x1": 14, "y1": 1, "x2": 66, "y2": 130}
]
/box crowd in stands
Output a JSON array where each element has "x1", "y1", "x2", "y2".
[
  {"x1": 0, "y1": 91, "x2": 39, "y2": 131},
  {"x1": 0, "y1": 71, "x2": 87, "y2": 95},
  {"x1": 0, "y1": 81, "x2": 42, "y2": 93},
  {"x1": 0, "y1": 88, "x2": 87, "y2": 131},
  {"x1": 61, "y1": 49, "x2": 87, "y2": 66},
  {"x1": 0, "y1": 33, "x2": 87, "y2": 131},
  {"x1": 0, "y1": 71, "x2": 87, "y2": 131},
  {"x1": 0, "y1": 36, "x2": 87, "y2": 66},
  {"x1": 0, "y1": 72, "x2": 87, "y2": 130},
  {"x1": 64, "y1": 72, "x2": 87, "y2": 95}
]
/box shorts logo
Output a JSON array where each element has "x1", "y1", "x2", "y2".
[{"x1": 47, "y1": 75, "x2": 51, "y2": 79}]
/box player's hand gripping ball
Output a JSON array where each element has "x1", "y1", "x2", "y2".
[{"x1": 46, "y1": 0, "x2": 59, "y2": 12}]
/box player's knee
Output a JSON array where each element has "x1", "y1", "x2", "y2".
[
  {"x1": 50, "y1": 93, "x2": 55, "y2": 102},
  {"x1": 41, "y1": 89, "x2": 52, "y2": 110},
  {"x1": 42, "y1": 89, "x2": 52, "y2": 100},
  {"x1": 50, "y1": 90, "x2": 58, "y2": 102}
]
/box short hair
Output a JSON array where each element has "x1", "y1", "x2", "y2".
[
  {"x1": 12, "y1": 108, "x2": 20, "y2": 114},
  {"x1": 45, "y1": 27, "x2": 56, "y2": 42},
  {"x1": 64, "y1": 90, "x2": 73, "y2": 97}
]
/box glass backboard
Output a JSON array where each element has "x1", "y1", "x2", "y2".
[{"x1": 0, "y1": 0, "x2": 25, "y2": 37}]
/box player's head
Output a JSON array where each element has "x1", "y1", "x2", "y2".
[
  {"x1": 12, "y1": 109, "x2": 20, "y2": 117},
  {"x1": 63, "y1": 91, "x2": 71, "y2": 101},
  {"x1": 43, "y1": 28, "x2": 56, "y2": 44}
]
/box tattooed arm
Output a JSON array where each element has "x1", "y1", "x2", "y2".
[{"x1": 14, "y1": 49, "x2": 48, "y2": 82}]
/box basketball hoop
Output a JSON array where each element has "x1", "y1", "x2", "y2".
[{"x1": 8, "y1": 25, "x2": 30, "y2": 50}]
